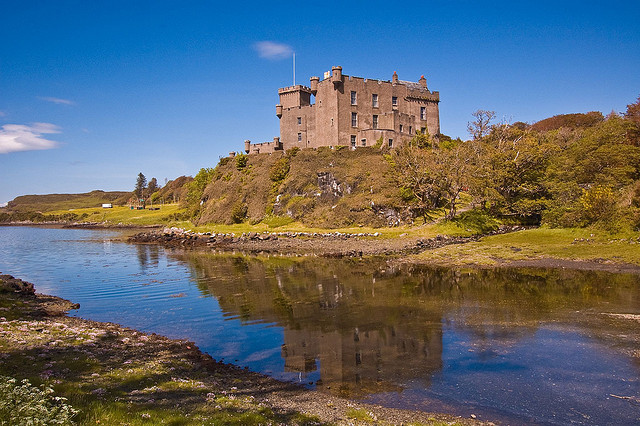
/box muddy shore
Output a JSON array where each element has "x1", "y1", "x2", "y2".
[{"x1": 0, "y1": 274, "x2": 483, "y2": 425}]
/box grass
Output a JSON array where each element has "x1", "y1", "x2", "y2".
[
  {"x1": 48, "y1": 204, "x2": 185, "y2": 226},
  {"x1": 415, "y1": 226, "x2": 640, "y2": 266}
]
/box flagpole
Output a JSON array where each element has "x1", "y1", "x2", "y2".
[{"x1": 293, "y1": 52, "x2": 296, "y2": 86}]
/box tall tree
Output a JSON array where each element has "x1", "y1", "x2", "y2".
[
  {"x1": 147, "y1": 177, "x2": 159, "y2": 195},
  {"x1": 134, "y1": 173, "x2": 147, "y2": 199},
  {"x1": 467, "y1": 110, "x2": 496, "y2": 140}
]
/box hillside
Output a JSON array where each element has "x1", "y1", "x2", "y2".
[
  {"x1": 198, "y1": 147, "x2": 408, "y2": 228},
  {"x1": 5, "y1": 190, "x2": 131, "y2": 212}
]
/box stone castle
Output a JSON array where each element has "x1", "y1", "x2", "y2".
[{"x1": 243, "y1": 66, "x2": 440, "y2": 154}]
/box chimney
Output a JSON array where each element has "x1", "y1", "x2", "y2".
[
  {"x1": 392, "y1": 71, "x2": 398, "y2": 84},
  {"x1": 419, "y1": 75, "x2": 427, "y2": 89}
]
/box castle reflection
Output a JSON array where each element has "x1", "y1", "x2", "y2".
[{"x1": 171, "y1": 252, "x2": 640, "y2": 397}]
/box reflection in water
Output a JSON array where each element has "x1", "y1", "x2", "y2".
[
  {"x1": 176, "y1": 252, "x2": 640, "y2": 424},
  {"x1": 0, "y1": 226, "x2": 638, "y2": 424}
]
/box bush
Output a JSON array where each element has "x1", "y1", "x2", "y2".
[
  {"x1": 230, "y1": 202, "x2": 248, "y2": 224},
  {"x1": 0, "y1": 376, "x2": 78, "y2": 425},
  {"x1": 235, "y1": 154, "x2": 248, "y2": 170},
  {"x1": 269, "y1": 157, "x2": 290, "y2": 183}
]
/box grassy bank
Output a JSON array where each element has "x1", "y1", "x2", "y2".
[{"x1": 413, "y1": 227, "x2": 640, "y2": 267}]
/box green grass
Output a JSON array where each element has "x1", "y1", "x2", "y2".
[
  {"x1": 415, "y1": 226, "x2": 640, "y2": 266},
  {"x1": 48, "y1": 204, "x2": 186, "y2": 226}
]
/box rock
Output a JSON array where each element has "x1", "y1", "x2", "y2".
[{"x1": 0, "y1": 274, "x2": 35, "y2": 295}]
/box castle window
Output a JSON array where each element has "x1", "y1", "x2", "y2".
[
  {"x1": 351, "y1": 135, "x2": 356, "y2": 148},
  {"x1": 420, "y1": 106, "x2": 427, "y2": 120},
  {"x1": 399, "y1": 124, "x2": 403, "y2": 133},
  {"x1": 388, "y1": 139, "x2": 393, "y2": 147},
  {"x1": 392, "y1": 96, "x2": 397, "y2": 106},
  {"x1": 351, "y1": 112, "x2": 357, "y2": 127},
  {"x1": 298, "y1": 132, "x2": 302, "y2": 142},
  {"x1": 351, "y1": 91, "x2": 357, "y2": 105},
  {"x1": 361, "y1": 138, "x2": 366, "y2": 147},
  {"x1": 297, "y1": 117, "x2": 301, "y2": 125},
  {"x1": 372, "y1": 115, "x2": 378, "y2": 129},
  {"x1": 409, "y1": 126, "x2": 412, "y2": 134},
  {"x1": 372, "y1": 94, "x2": 378, "y2": 108},
  {"x1": 421, "y1": 127, "x2": 426, "y2": 134}
]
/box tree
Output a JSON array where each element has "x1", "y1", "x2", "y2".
[
  {"x1": 147, "y1": 177, "x2": 159, "y2": 195},
  {"x1": 625, "y1": 94, "x2": 640, "y2": 124},
  {"x1": 467, "y1": 110, "x2": 496, "y2": 140},
  {"x1": 389, "y1": 132, "x2": 470, "y2": 221},
  {"x1": 134, "y1": 173, "x2": 147, "y2": 199},
  {"x1": 185, "y1": 168, "x2": 216, "y2": 219}
]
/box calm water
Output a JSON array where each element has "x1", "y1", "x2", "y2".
[{"x1": 1, "y1": 226, "x2": 639, "y2": 425}]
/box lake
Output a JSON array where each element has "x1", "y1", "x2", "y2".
[{"x1": 1, "y1": 225, "x2": 639, "y2": 424}]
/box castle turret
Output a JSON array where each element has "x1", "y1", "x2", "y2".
[
  {"x1": 331, "y1": 66, "x2": 342, "y2": 86},
  {"x1": 244, "y1": 140, "x2": 251, "y2": 153},
  {"x1": 310, "y1": 76, "x2": 319, "y2": 95},
  {"x1": 276, "y1": 104, "x2": 283, "y2": 118}
]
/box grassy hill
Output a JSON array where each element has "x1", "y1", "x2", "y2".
[
  {"x1": 6, "y1": 190, "x2": 131, "y2": 212},
  {"x1": 198, "y1": 147, "x2": 409, "y2": 228}
]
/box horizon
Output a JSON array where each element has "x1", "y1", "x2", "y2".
[{"x1": 1, "y1": 1, "x2": 639, "y2": 204}]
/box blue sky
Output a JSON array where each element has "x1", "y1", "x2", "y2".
[{"x1": 1, "y1": 1, "x2": 639, "y2": 204}]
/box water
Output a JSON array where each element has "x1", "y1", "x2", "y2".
[{"x1": 1, "y1": 226, "x2": 639, "y2": 424}]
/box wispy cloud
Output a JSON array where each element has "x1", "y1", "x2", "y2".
[
  {"x1": 39, "y1": 96, "x2": 76, "y2": 105},
  {"x1": 254, "y1": 41, "x2": 293, "y2": 60},
  {"x1": 0, "y1": 122, "x2": 61, "y2": 154}
]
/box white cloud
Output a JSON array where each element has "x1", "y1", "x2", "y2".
[
  {"x1": 38, "y1": 96, "x2": 76, "y2": 105},
  {"x1": 0, "y1": 122, "x2": 61, "y2": 154},
  {"x1": 254, "y1": 41, "x2": 293, "y2": 60}
]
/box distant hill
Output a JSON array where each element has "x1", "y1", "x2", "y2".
[
  {"x1": 155, "y1": 176, "x2": 193, "y2": 204},
  {"x1": 530, "y1": 111, "x2": 604, "y2": 132},
  {"x1": 6, "y1": 190, "x2": 131, "y2": 212}
]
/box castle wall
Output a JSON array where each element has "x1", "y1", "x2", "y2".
[{"x1": 249, "y1": 67, "x2": 440, "y2": 153}]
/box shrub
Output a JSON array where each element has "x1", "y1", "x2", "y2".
[
  {"x1": 230, "y1": 202, "x2": 248, "y2": 224},
  {"x1": 0, "y1": 376, "x2": 78, "y2": 425},
  {"x1": 217, "y1": 156, "x2": 231, "y2": 166},
  {"x1": 235, "y1": 154, "x2": 248, "y2": 170},
  {"x1": 269, "y1": 157, "x2": 290, "y2": 183}
]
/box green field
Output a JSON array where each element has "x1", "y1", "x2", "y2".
[
  {"x1": 49, "y1": 204, "x2": 185, "y2": 226},
  {"x1": 415, "y1": 227, "x2": 640, "y2": 266}
]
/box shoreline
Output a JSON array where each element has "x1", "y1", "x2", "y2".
[
  {"x1": 0, "y1": 274, "x2": 482, "y2": 425},
  {"x1": 3, "y1": 220, "x2": 640, "y2": 274},
  {"x1": 128, "y1": 226, "x2": 640, "y2": 275}
]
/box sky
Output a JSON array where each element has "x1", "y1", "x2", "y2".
[{"x1": 1, "y1": 1, "x2": 639, "y2": 205}]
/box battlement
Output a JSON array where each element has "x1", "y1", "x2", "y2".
[{"x1": 278, "y1": 85, "x2": 312, "y2": 94}]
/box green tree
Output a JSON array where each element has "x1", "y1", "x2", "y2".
[
  {"x1": 147, "y1": 177, "x2": 159, "y2": 195},
  {"x1": 390, "y1": 132, "x2": 470, "y2": 221},
  {"x1": 134, "y1": 172, "x2": 147, "y2": 205},
  {"x1": 469, "y1": 124, "x2": 555, "y2": 222},
  {"x1": 185, "y1": 168, "x2": 216, "y2": 219}
]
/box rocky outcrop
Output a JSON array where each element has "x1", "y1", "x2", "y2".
[{"x1": 0, "y1": 274, "x2": 35, "y2": 295}]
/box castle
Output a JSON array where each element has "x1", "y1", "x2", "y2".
[{"x1": 244, "y1": 66, "x2": 440, "y2": 154}]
